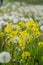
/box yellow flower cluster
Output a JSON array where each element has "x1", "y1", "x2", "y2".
[
  {"x1": 26, "y1": 20, "x2": 40, "y2": 38},
  {"x1": 22, "y1": 51, "x2": 30, "y2": 58},
  {"x1": 4, "y1": 20, "x2": 40, "y2": 48}
]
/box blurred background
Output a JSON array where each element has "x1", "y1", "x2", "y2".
[
  {"x1": 2, "y1": 0, "x2": 43, "y2": 5},
  {"x1": 9, "y1": 0, "x2": 43, "y2": 4},
  {"x1": 0, "y1": 0, "x2": 43, "y2": 25}
]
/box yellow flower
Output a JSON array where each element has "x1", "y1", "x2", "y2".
[
  {"x1": 22, "y1": 52, "x2": 30, "y2": 58},
  {"x1": 4, "y1": 25, "x2": 12, "y2": 33},
  {"x1": 8, "y1": 31, "x2": 18, "y2": 39},
  {"x1": 26, "y1": 20, "x2": 34, "y2": 28},
  {"x1": 0, "y1": 32, "x2": 4, "y2": 37},
  {"x1": 32, "y1": 27, "x2": 40, "y2": 38},
  {"x1": 8, "y1": 33, "x2": 13, "y2": 39},
  {"x1": 19, "y1": 30, "x2": 33, "y2": 42},
  {"x1": 38, "y1": 42, "x2": 43, "y2": 47},
  {"x1": 19, "y1": 30, "x2": 28, "y2": 37},
  {"x1": 12, "y1": 31, "x2": 18, "y2": 36},
  {"x1": 18, "y1": 37, "x2": 26, "y2": 49},
  {"x1": 19, "y1": 21, "x2": 24, "y2": 27},
  {"x1": 8, "y1": 21, "x2": 13, "y2": 25}
]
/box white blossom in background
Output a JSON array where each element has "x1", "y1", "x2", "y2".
[
  {"x1": 40, "y1": 26, "x2": 43, "y2": 32},
  {"x1": 39, "y1": 21, "x2": 43, "y2": 25},
  {"x1": 14, "y1": 2, "x2": 20, "y2": 6},
  {"x1": 20, "y1": 17, "x2": 25, "y2": 21},
  {"x1": 28, "y1": 18, "x2": 33, "y2": 21},
  {"x1": 0, "y1": 17, "x2": 3, "y2": 20},
  {"x1": 8, "y1": 15, "x2": 14, "y2": 21},
  {"x1": 24, "y1": 18, "x2": 29, "y2": 22},
  {"x1": 39, "y1": 21, "x2": 42, "y2": 25},
  {"x1": 12, "y1": 24, "x2": 20, "y2": 30},
  {"x1": 13, "y1": 36, "x2": 19, "y2": 44},
  {"x1": 0, "y1": 52, "x2": 11, "y2": 63},
  {"x1": 3, "y1": 13, "x2": 9, "y2": 20},
  {"x1": 3, "y1": 22, "x2": 8, "y2": 26},
  {"x1": 0, "y1": 17, "x2": 8, "y2": 26},
  {"x1": 0, "y1": 20, "x2": 5, "y2": 25},
  {"x1": 13, "y1": 18, "x2": 19, "y2": 24},
  {"x1": 24, "y1": 18, "x2": 33, "y2": 22},
  {"x1": 0, "y1": 2, "x2": 43, "y2": 25}
]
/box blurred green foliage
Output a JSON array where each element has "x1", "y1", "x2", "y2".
[{"x1": 8, "y1": 0, "x2": 43, "y2": 4}]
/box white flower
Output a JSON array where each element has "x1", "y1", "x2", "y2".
[
  {"x1": 24, "y1": 18, "x2": 29, "y2": 22},
  {"x1": 13, "y1": 19, "x2": 19, "y2": 24},
  {"x1": 3, "y1": 13, "x2": 9, "y2": 20},
  {"x1": 39, "y1": 21, "x2": 43, "y2": 25},
  {"x1": 40, "y1": 26, "x2": 43, "y2": 31},
  {"x1": 13, "y1": 36, "x2": 19, "y2": 43},
  {"x1": 0, "y1": 20, "x2": 4, "y2": 25},
  {"x1": 0, "y1": 19, "x2": 8, "y2": 26},
  {"x1": 8, "y1": 16, "x2": 13, "y2": 21},
  {"x1": 29, "y1": 18, "x2": 33, "y2": 21},
  {"x1": 0, "y1": 52, "x2": 11, "y2": 63},
  {"x1": 14, "y1": 2, "x2": 20, "y2": 6},
  {"x1": 20, "y1": 17, "x2": 25, "y2": 21},
  {"x1": 0, "y1": 17, "x2": 3, "y2": 20}
]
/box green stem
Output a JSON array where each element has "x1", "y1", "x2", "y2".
[
  {"x1": 11, "y1": 43, "x2": 15, "y2": 65},
  {"x1": 4, "y1": 64, "x2": 6, "y2": 65}
]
